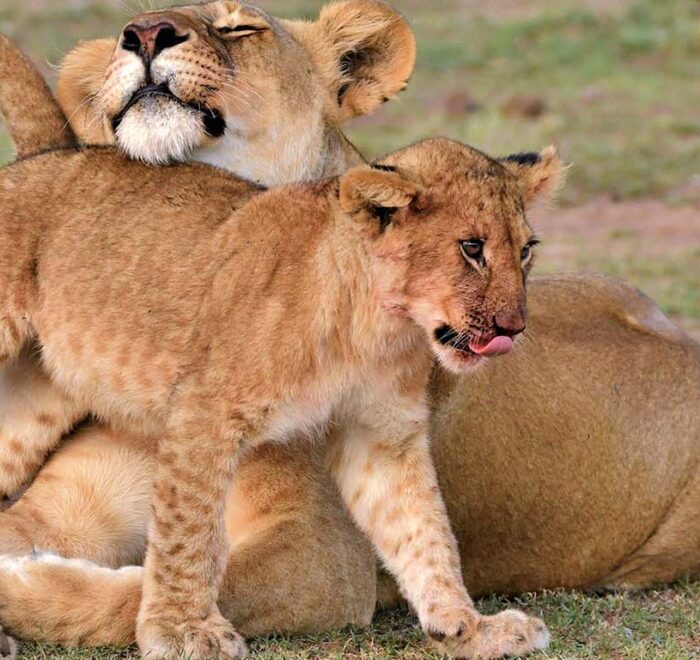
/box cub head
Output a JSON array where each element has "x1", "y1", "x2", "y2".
[
  {"x1": 56, "y1": 0, "x2": 415, "y2": 185},
  {"x1": 340, "y1": 139, "x2": 564, "y2": 374}
]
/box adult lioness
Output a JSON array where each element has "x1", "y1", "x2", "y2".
[{"x1": 0, "y1": 133, "x2": 563, "y2": 659}]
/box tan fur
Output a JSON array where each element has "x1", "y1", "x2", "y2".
[
  {"x1": 0, "y1": 0, "x2": 416, "y2": 498},
  {"x1": 0, "y1": 7, "x2": 411, "y2": 649},
  {"x1": 429, "y1": 274, "x2": 700, "y2": 595},
  {"x1": 2, "y1": 2, "x2": 698, "y2": 653},
  {"x1": 0, "y1": 139, "x2": 561, "y2": 658},
  {"x1": 0, "y1": 36, "x2": 75, "y2": 156},
  {"x1": 0, "y1": 427, "x2": 375, "y2": 644},
  {"x1": 0, "y1": 346, "x2": 86, "y2": 499},
  {"x1": 55, "y1": 38, "x2": 116, "y2": 146}
]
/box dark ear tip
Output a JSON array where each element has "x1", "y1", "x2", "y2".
[
  {"x1": 502, "y1": 152, "x2": 541, "y2": 166},
  {"x1": 337, "y1": 82, "x2": 351, "y2": 105},
  {"x1": 371, "y1": 163, "x2": 397, "y2": 172}
]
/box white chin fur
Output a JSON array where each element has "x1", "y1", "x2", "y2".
[
  {"x1": 114, "y1": 98, "x2": 206, "y2": 165},
  {"x1": 432, "y1": 345, "x2": 483, "y2": 375}
]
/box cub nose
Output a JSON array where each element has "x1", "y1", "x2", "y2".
[
  {"x1": 494, "y1": 309, "x2": 527, "y2": 337},
  {"x1": 122, "y1": 20, "x2": 189, "y2": 61}
]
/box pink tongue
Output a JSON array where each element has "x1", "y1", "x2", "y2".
[{"x1": 469, "y1": 336, "x2": 514, "y2": 357}]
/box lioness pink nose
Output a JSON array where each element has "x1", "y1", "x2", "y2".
[{"x1": 122, "y1": 21, "x2": 189, "y2": 61}]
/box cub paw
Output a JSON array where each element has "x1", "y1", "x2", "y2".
[
  {"x1": 426, "y1": 608, "x2": 549, "y2": 659},
  {"x1": 0, "y1": 626, "x2": 17, "y2": 660},
  {"x1": 138, "y1": 611, "x2": 248, "y2": 660}
]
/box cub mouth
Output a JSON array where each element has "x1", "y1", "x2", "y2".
[
  {"x1": 434, "y1": 324, "x2": 476, "y2": 356},
  {"x1": 434, "y1": 324, "x2": 514, "y2": 358},
  {"x1": 111, "y1": 83, "x2": 226, "y2": 138}
]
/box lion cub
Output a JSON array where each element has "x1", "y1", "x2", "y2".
[{"x1": 0, "y1": 138, "x2": 561, "y2": 659}]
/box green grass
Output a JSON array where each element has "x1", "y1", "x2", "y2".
[
  {"x1": 576, "y1": 249, "x2": 700, "y2": 320},
  {"x1": 16, "y1": 583, "x2": 700, "y2": 659},
  {"x1": 536, "y1": 241, "x2": 700, "y2": 323}
]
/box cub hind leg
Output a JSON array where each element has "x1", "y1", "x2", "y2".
[
  {"x1": 0, "y1": 315, "x2": 30, "y2": 366},
  {"x1": 0, "y1": 343, "x2": 88, "y2": 499}
]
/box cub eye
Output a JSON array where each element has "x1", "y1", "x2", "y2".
[
  {"x1": 460, "y1": 239, "x2": 485, "y2": 266},
  {"x1": 521, "y1": 239, "x2": 540, "y2": 265}
]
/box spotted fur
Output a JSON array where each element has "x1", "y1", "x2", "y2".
[{"x1": 0, "y1": 138, "x2": 562, "y2": 658}]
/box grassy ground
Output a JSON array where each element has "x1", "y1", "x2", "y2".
[
  {"x1": 1, "y1": 1, "x2": 700, "y2": 658},
  {"x1": 15, "y1": 583, "x2": 700, "y2": 659}
]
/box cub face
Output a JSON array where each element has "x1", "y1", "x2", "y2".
[
  {"x1": 57, "y1": 0, "x2": 416, "y2": 184},
  {"x1": 341, "y1": 139, "x2": 565, "y2": 374}
]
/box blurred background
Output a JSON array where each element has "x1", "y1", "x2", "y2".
[{"x1": 0, "y1": 0, "x2": 698, "y2": 341}]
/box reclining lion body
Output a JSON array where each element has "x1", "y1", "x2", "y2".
[{"x1": 434, "y1": 274, "x2": 700, "y2": 595}]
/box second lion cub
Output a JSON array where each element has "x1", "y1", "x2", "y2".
[{"x1": 0, "y1": 138, "x2": 562, "y2": 659}]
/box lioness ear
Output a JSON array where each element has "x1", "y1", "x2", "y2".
[
  {"x1": 56, "y1": 38, "x2": 116, "y2": 145},
  {"x1": 340, "y1": 166, "x2": 418, "y2": 233},
  {"x1": 295, "y1": 0, "x2": 416, "y2": 121},
  {"x1": 499, "y1": 146, "x2": 566, "y2": 207}
]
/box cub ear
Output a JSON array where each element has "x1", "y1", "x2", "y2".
[
  {"x1": 56, "y1": 38, "x2": 117, "y2": 145},
  {"x1": 295, "y1": 0, "x2": 416, "y2": 121},
  {"x1": 339, "y1": 166, "x2": 418, "y2": 233},
  {"x1": 499, "y1": 146, "x2": 566, "y2": 207}
]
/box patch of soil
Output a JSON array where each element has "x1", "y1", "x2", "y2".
[
  {"x1": 531, "y1": 197, "x2": 700, "y2": 260},
  {"x1": 440, "y1": 90, "x2": 482, "y2": 117},
  {"x1": 501, "y1": 94, "x2": 547, "y2": 119}
]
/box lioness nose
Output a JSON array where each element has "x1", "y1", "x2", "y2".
[
  {"x1": 122, "y1": 21, "x2": 189, "y2": 61},
  {"x1": 494, "y1": 309, "x2": 526, "y2": 337}
]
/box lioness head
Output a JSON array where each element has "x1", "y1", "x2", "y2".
[
  {"x1": 57, "y1": 0, "x2": 415, "y2": 185},
  {"x1": 340, "y1": 139, "x2": 564, "y2": 373}
]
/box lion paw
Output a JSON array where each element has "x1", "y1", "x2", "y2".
[
  {"x1": 138, "y1": 611, "x2": 248, "y2": 659},
  {"x1": 0, "y1": 626, "x2": 17, "y2": 660},
  {"x1": 426, "y1": 608, "x2": 549, "y2": 659}
]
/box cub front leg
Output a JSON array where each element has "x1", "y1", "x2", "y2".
[
  {"x1": 137, "y1": 412, "x2": 249, "y2": 660},
  {"x1": 328, "y1": 402, "x2": 549, "y2": 659},
  {"x1": 0, "y1": 344, "x2": 87, "y2": 498}
]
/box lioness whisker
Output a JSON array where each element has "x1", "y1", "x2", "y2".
[
  {"x1": 61, "y1": 92, "x2": 98, "y2": 133},
  {"x1": 110, "y1": 0, "x2": 138, "y2": 17},
  {"x1": 222, "y1": 76, "x2": 266, "y2": 105}
]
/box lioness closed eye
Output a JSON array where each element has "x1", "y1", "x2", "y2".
[{"x1": 0, "y1": 137, "x2": 562, "y2": 659}]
